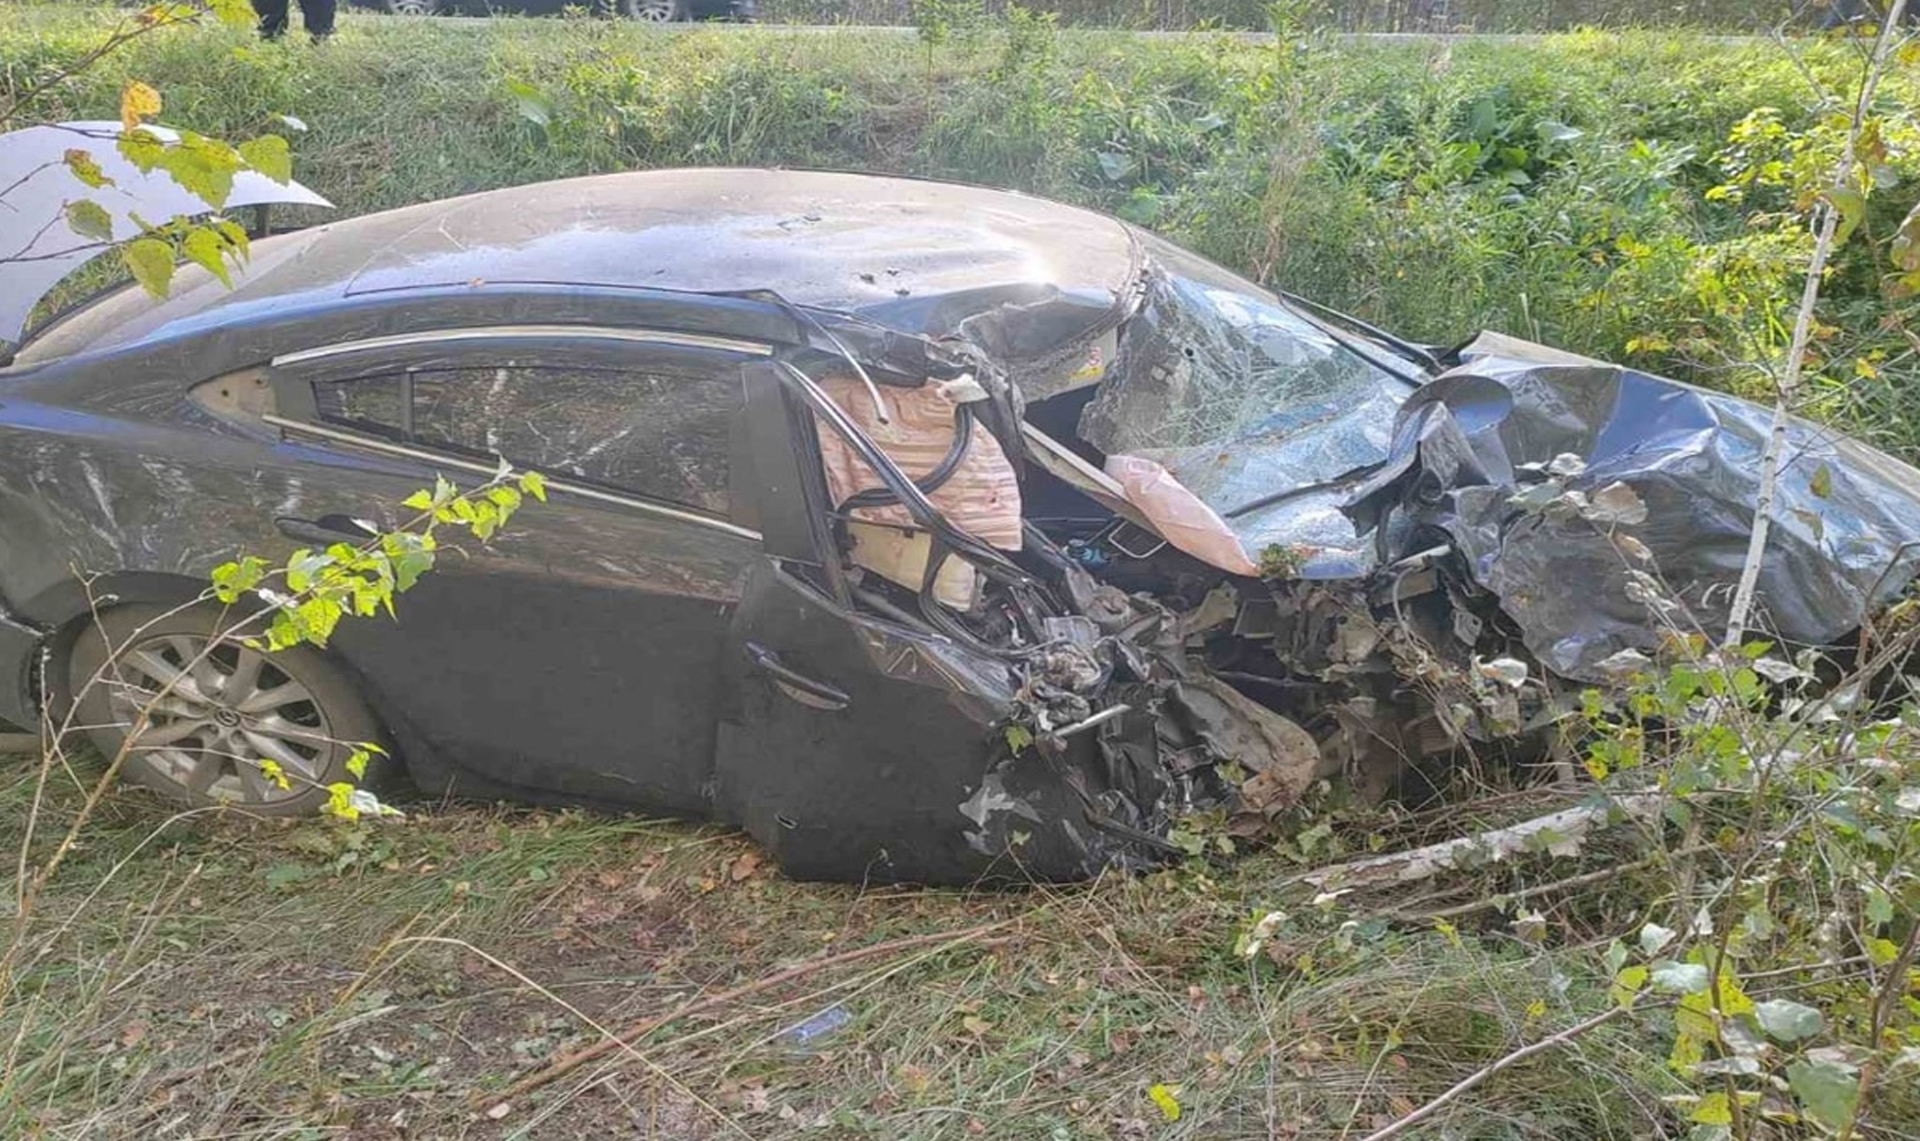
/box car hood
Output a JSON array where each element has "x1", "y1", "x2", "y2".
[{"x1": 1342, "y1": 331, "x2": 1920, "y2": 680}]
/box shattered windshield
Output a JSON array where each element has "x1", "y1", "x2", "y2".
[{"x1": 1077, "y1": 232, "x2": 1418, "y2": 561}]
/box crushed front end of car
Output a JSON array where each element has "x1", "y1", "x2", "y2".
[{"x1": 749, "y1": 216, "x2": 1920, "y2": 885}]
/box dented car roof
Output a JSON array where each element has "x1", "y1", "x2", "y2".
[{"x1": 18, "y1": 169, "x2": 1140, "y2": 365}]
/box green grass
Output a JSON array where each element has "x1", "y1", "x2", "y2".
[
  {"x1": 3, "y1": 11, "x2": 1918, "y2": 1137},
  {"x1": 0, "y1": 758, "x2": 1684, "y2": 1139}
]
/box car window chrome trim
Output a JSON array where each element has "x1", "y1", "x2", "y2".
[
  {"x1": 270, "y1": 325, "x2": 774, "y2": 367},
  {"x1": 262, "y1": 414, "x2": 763, "y2": 542}
]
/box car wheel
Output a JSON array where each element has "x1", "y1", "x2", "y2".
[
  {"x1": 384, "y1": 0, "x2": 443, "y2": 14},
  {"x1": 619, "y1": 0, "x2": 683, "y2": 21},
  {"x1": 67, "y1": 603, "x2": 392, "y2": 816}
]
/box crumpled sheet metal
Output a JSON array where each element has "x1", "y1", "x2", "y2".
[{"x1": 1346, "y1": 332, "x2": 1920, "y2": 682}]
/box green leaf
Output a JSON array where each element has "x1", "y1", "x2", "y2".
[
  {"x1": 206, "y1": 0, "x2": 257, "y2": 26},
  {"x1": 1651, "y1": 961, "x2": 1709, "y2": 994},
  {"x1": 401, "y1": 489, "x2": 435, "y2": 511},
  {"x1": 180, "y1": 225, "x2": 233, "y2": 288},
  {"x1": 1810, "y1": 462, "x2": 1833, "y2": 500},
  {"x1": 237, "y1": 134, "x2": 292, "y2": 184},
  {"x1": 154, "y1": 132, "x2": 241, "y2": 210},
  {"x1": 295, "y1": 596, "x2": 345, "y2": 647},
  {"x1": 1639, "y1": 922, "x2": 1676, "y2": 956},
  {"x1": 503, "y1": 78, "x2": 553, "y2": 128},
  {"x1": 284, "y1": 547, "x2": 329, "y2": 593},
  {"x1": 346, "y1": 747, "x2": 371, "y2": 780},
  {"x1": 64, "y1": 199, "x2": 114, "y2": 243},
  {"x1": 1787, "y1": 1059, "x2": 1860, "y2": 1130},
  {"x1": 1004, "y1": 723, "x2": 1034, "y2": 752},
  {"x1": 1147, "y1": 1083, "x2": 1181, "y2": 1122},
  {"x1": 123, "y1": 237, "x2": 175, "y2": 298},
  {"x1": 1828, "y1": 185, "x2": 1866, "y2": 246},
  {"x1": 209, "y1": 555, "x2": 267, "y2": 603},
  {"x1": 1754, "y1": 999, "x2": 1824, "y2": 1042},
  {"x1": 1690, "y1": 1091, "x2": 1732, "y2": 1126},
  {"x1": 117, "y1": 128, "x2": 166, "y2": 173},
  {"x1": 1865, "y1": 885, "x2": 1893, "y2": 927},
  {"x1": 63, "y1": 148, "x2": 113, "y2": 189},
  {"x1": 1611, "y1": 964, "x2": 1649, "y2": 1008},
  {"x1": 323, "y1": 781, "x2": 360, "y2": 821},
  {"x1": 519, "y1": 471, "x2": 547, "y2": 502},
  {"x1": 264, "y1": 862, "x2": 318, "y2": 890},
  {"x1": 391, "y1": 548, "x2": 434, "y2": 593}
]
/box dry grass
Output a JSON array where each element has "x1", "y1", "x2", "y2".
[{"x1": 0, "y1": 752, "x2": 1682, "y2": 1140}]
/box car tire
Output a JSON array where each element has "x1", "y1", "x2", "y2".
[
  {"x1": 619, "y1": 0, "x2": 684, "y2": 21},
  {"x1": 66, "y1": 602, "x2": 394, "y2": 816},
  {"x1": 383, "y1": 0, "x2": 444, "y2": 14}
]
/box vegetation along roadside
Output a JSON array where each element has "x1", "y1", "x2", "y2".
[{"x1": 0, "y1": 6, "x2": 1916, "y2": 1139}]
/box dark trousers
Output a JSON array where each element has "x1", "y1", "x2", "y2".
[{"x1": 254, "y1": 0, "x2": 336, "y2": 39}]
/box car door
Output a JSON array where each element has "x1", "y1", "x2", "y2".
[
  {"x1": 711, "y1": 359, "x2": 1126, "y2": 886},
  {"x1": 262, "y1": 330, "x2": 766, "y2": 813}
]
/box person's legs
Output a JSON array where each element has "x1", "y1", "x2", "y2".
[
  {"x1": 299, "y1": 0, "x2": 337, "y2": 40},
  {"x1": 253, "y1": 0, "x2": 292, "y2": 39}
]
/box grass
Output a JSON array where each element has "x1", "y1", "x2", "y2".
[
  {"x1": 0, "y1": 759, "x2": 1684, "y2": 1139},
  {"x1": 2, "y1": 10, "x2": 1919, "y2": 1138}
]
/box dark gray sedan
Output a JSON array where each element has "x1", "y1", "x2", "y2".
[{"x1": 3, "y1": 169, "x2": 1916, "y2": 884}]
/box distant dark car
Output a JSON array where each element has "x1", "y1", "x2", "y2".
[
  {"x1": 1801, "y1": 0, "x2": 1919, "y2": 27},
  {"x1": 3, "y1": 170, "x2": 1918, "y2": 886},
  {"x1": 347, "y1": 0, "x2": 755, "y2": 21}
]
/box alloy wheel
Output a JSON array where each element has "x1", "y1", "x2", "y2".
[
  {"x1": 386, "y1": 0, "x2": 441, "y2": 14},
  {"x1": 105, "y1": 633, "x2": 333, "y2": 805},
  {"x1": 621, "y1": 0, "x2": 679, "y2": 21}
]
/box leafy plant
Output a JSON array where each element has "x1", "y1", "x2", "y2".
[{"x1": 1, "y1": 2, "x2": 301, "y2": 313}]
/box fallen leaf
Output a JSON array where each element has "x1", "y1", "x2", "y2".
[
  {"x1": 896, "y1": 1063, "x2": 932, "y2": 1095},
  {"x1": 120, "y1": 1020, "x2": 150, "y2": 1048},
  {"x1": 729, "y1": 850, "x2": 763, "y2": 882},
  {"x1": 485, "y1": 1102, "x2": 511, "y2": 1120},
  {"x1": 1148, "y1": 1083, "x2": 1183, "y2": 1122}
]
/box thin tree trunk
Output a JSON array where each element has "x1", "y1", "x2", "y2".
[{"x1": 1724, "y1": 0, "x2": 1910, "y2": 646}]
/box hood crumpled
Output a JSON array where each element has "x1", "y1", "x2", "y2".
[{"x1": 1345, "y1": 331, "x2": 1920, "y2": 682}]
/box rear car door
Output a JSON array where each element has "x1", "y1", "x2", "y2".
[{"x1": 262, "y1": 331, "x2": 765, "y2": 811}]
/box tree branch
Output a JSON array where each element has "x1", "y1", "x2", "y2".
[{"x1": 1724, "y1": 0, "x2": 1911, "y2": 645}]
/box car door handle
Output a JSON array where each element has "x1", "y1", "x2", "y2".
[
  {"x1": 745, "y1": 642, "x2": 850, "y2": 712},
  {"x1": 274, "y1": 514, "x2": 379, "y2": 545}
]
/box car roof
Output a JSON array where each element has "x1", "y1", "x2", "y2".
[{"x1": 15, "y1": 168, "x2": 1138, "y2": 365}]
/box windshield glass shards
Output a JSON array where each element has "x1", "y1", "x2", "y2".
[{"x1": 1076, "y1": 234, "x2": 1415, "y2": 562}]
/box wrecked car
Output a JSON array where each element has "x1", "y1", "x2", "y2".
[{"x1": 2, "y1": 168, "x2": 1917, "y2": 885}]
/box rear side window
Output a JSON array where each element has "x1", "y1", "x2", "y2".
[{"x1": 312, "y1": 362, "x2": 737, "y2": 516}]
